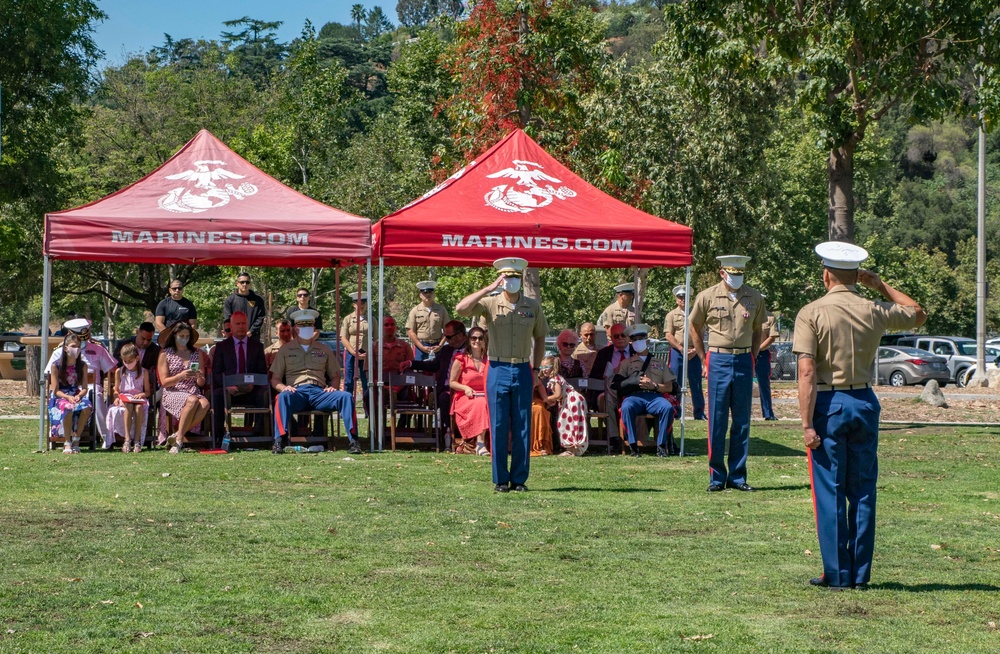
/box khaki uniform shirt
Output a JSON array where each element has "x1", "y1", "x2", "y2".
[
  {"x1": 270, "y1": 341, "x2": 342, "y2": 388},
  {"x1": 372, "y1": 339, "x2": 413, "y2": 377},
  {"x1": 792, "y1": 285, "x2": 919, "y2": 387},
  {"x1": 762, "y1": 312, "x2": 779, "y2": 339},
  {"x1": 597, "y1": 301, "x2": 636, "y2": 332},
  {"x1": 406, "y1": 303, "x2": 449, "y2": 342},
  {"x1": 689, "y1": 281, "x2": 766, "y2": 349},
  {"x1": 340, "y1": 311, "x2": 369, "y2": 354},
  {"x1": 618, "y1": 353, "x2": 676, "y2": 389},
  {"x1": 471, "y1": 293, "x2": 548, "y2": 362},
  {"x1": 264, "y1": 340, "x2": 287, "y2": 370},
  {"x1": 664, "y1": 307, "x2": 692, "y2": 350}
]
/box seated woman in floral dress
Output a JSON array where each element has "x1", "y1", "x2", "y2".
[
  {"x1": 49, "y1": 333, "x2": 93, "y2": 453},
  {"x1": 156, "y1": 322, "x2": 209, "y2": 453}
]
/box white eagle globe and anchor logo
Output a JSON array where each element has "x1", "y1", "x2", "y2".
[
  {"x1": 158, "y1": 160, "x2": 259, "y2": 213},
  {"x1": 484, "y1": 160, "x2": 576, "y2": 213}
]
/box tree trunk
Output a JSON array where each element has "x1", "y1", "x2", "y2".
[
  {"x1": 828, "y1": 141, "x2": 856, "y2": 242},
  {"x1": 26, "y1": 346, "x2": 40, "y2": 398},
  {"x1": 523, "y1": 267, "x2": 541, "y2": 301},
  {"x1": 310, "y1": 268, "x2": 321, "y2": 297},
  {"x1": 634, "y1": 267, "x2": 649, "y2": 325}
]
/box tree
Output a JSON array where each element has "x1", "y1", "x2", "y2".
[
  {"x1": 667, "y1": 1, "x2": 1000, "y2": 243},
  {"x1": 220, "y1": 16, "x2": 287, "y2": 87},
  {"x1": 397, "y1": 0, "x2": 465, "y2": 28},
  {"x1": 351, "y1": 4, "x2": 367, "y2": 33},
  {"x1": 363, "y1": 6, "x2": 394, "y2": 41}
]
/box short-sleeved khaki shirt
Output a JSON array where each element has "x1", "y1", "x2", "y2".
[
  {"x1": 340, "y1": 311, "x2": 369, "y2": 354},
  {"x1": 762, "y1": 312, "x2": 779, "y2": 338},
  {"x1": 618, "y1": 353, "x2": 676, "y2": 388},
  {"x1": 664, "y1": 307, "x2": 691, "y2": 349},
  {"x1": 471, "y1": 293, "x2": 548, "y2": 362},
  {"x1": 792, "y1": 285, "x2": 919, "y2": 387},
  {"x1": 689, "y1": 281, "x2": 766, "y2": 349},
  {"x1": 405, "y1": 302, "x2": 449, "y2": 341},
  {"x1": 598, "y1": 301, "x2": 636, "y2": 332},
  {"x1": 269, "y1": 341, "x2": 342, "y2": 388}
]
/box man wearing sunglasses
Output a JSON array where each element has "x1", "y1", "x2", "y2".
[
  {"x1": 457, "y1": 257, "x2": 548, "y2": 493},
  {"x1": 588, "y1": 322, "x2": 633, "y2": 454},
  {"x1": 407, "y1": 280, "x2": 450, "y2": 361},
  {"x1": 154, "y1": 280, "x2": 198, "y2": 332},
  {"x1": 223, "y1": 272, "x2": 266, "y2": 341},
  {"x1": 285, "y1": 288, "x2": 323, "y2": 332}
]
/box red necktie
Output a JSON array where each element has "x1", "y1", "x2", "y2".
[{"x1": 237, "y1": 340, "x2": 246, "y2": 374}]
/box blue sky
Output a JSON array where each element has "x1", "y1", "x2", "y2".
[{"x1": 93, "y1": 0, "x2": 388, "y2": 65}]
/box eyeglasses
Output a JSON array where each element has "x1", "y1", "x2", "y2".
[
  {"x1": 237, "y1": 280, "x2": 250, "y2": 284},
  {"x1": 559, "y1": 342, "x2": 577, "y2": 348},
  {"x1": 169, "y1": 286, "x2": 183, "y2": 291},
  {"x1": 296, "y1": 293, "x2": 309, "y2": 298},
  {"x1": 223, "y1": 328, "x2": 232, "y2": 334},
  {"x1": 468, "y1": 336, "x2": 484, "y2": 341},
  {"x1": 443, "y1": 332, "x2": 457, "y2": 339},
  {"x1": 611, "y1": 334, "x2": 627, "y2": 340}
]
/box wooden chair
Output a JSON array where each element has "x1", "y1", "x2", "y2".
[
  {"x1": 566, "y1": 377, "x2": 610, "y2": 454},
  {"x1": 221, "y1": 373, "x2": 273, "y2": 449},
  {"x1": 387, "y1": 372, "x2": 441, "y2": 451}
]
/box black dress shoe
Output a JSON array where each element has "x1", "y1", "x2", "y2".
[
  {"x1": 510, "y1": 484, "x2": 528, "y2": 492},
  {"x1": 348, "y1": 441, "x2": 362, "y2": 454},
  {"x1": 726, "y1": 482, "x2": 756, "y2": 492},
  {"x1": 707, "y1": 483, "x2": 725, "y2": 492},
  {"x1": 272, "y1": 441, "x2": 284, "y2": 454},
  {"x1": 669, "y1": 446, "x2": 681, "y2": 456},
  {"x1": 694, "y1": 415, "x2": 707, "y2": 421},
  {"x1": 810, "y1": 577, "x2": 848, "y2": 591},
  {"x1": 628, "y1": 444, "x2": 641, "y2": 458},
  {"x1": 764, "y1": 416, "x2": 778, "y2": 421},
  {"x1": 854, "y1": 583, "x2": 869, "y2": 591},
  {"x1": 656, "y1": 446, "x2": 668, "y2": 458},
  {"x1": 494, "y1": 483, "x2": 509, "y2": 493}
]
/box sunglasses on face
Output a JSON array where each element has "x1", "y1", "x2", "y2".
[
  {"x1": 170, "y1": 287, "x2": 183, "y2": 291},
  {"x1": 297, "y1": 293, "x2": 309, "y2": 298},
  {"x1": 559, "y1": 342, "x2": 577, "y2": 347},
  {"x1": 611, "y1": 334, "x2": 627, "y2": 340},
  {"x1": 237, "y1": 280, "x2": 250, "y2": 284},
  {"x1": 468, "y1": 336, "x2": 484, "y2": 341}
]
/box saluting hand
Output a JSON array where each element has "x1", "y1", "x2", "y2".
[{"x1": 856, "y1": 269, "x2": 883, "y2": 291}]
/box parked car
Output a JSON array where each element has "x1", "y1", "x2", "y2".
[
  {"x1": 769, "y1": 342, "x2": 796, "y2": 380},
  {"x1": 876, "y1": 346, "x2": 950, "y2": 387},
  {"x1": 895, "y1": 336, "x2": 979, "y2": 386},
  {"x1": 880, "y1": 332, "x2": 917, "y2": 346},
  {"x1": 957, "y1": 346, "x2": 1000, "y2": 386}
]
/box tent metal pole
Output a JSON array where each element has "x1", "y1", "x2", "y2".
[
  {"x1": 680, "y1": 266, "x2": 692, "y2": 456},
  {"x1": 38, "y1": 255, "x2": 52, "y2": 452},
  {"x1": 376, "y1": 258, "x2": 384, "y2": 452}
]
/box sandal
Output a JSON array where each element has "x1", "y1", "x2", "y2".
[
  {"x1": 165, "y1": 433, "x2": 178, "y2": 449},
  {"x1": 122, "y1": 440, "x2": 131, "y2": 454},
  {"x1": 132, "y1": 443, "x2": 142, "y2": 453},
  {"x1": 168, "y1": 444, "x2": 182, "y2": 454},
  {"x1": 62, "y1": 445, "x2": 73, "y2": 454},
  {"x1": 476, "y1": 444, "x2": 490, "y2": 456}
]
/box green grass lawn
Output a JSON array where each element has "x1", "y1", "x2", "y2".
[{"x1": 1, "y1": 420, "x2": 998, "y2": 653}]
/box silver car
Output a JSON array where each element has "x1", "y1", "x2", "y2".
[{"x1": 876, "y1": 346, "x2": 950, "y2": 387}]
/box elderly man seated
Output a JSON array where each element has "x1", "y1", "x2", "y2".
[
  {"x1": 614, "y1": 324, "x2": 678, "y2": 458},
  {"x1": 270, "y1": 309, "x2": 360, "y2": 454}
]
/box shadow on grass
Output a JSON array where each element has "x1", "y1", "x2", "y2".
[
  {"x1": 750, "y1": 484, "x2": 811, "y2": 492},
  {"x1": 680, "y1": 437, "x2": 806, "y2": 458},
  {"x1": 543, "y1": 487, "x2": 665, "y2": 493},
  {"x1": 873, "y1": 582, "x2": 1000, "y2": 592}
]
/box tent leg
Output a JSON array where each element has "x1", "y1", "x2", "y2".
[
  {"x1": 38, "y1": 256, "x2": 52, "y2": 452},
  {"x1": 680, "y1": 266, "x2": 692, "y2": 457},
  {"x1": 376, "y1": 258, "x2": 383, "y2": 452}
]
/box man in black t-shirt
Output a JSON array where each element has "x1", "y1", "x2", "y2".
[
  {"x1": 223, "y1": 271, "x2": 267, "y2": 341},
  {"x1": 154, "y1": 280, "x2": 198, "y2": 331}
]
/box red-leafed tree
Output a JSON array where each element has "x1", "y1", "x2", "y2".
[{"x1": 439, "y1": 0, "x2": 604, "y2": 167}]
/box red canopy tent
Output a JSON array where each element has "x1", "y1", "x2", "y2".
[
  {"x1": 369, "y1": 129, "x2": 696, "y2": 451},
  {"x1": 46, "y1": 129, "x2": 372, "y2": 266},
  {"x1": 372, "y1": 129, "x2": 692, "y2": 268},
  {"x1": 36, "y1": 129, "x2": 374, "y2": 450}
]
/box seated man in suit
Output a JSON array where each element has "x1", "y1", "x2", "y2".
[
  {"x1": 271, "y1": 309, "x2": 360, "y2": 454},
  {"x1": 211, "y1": 311, "x2": 268, "y2": 443},
  {"x1": 588, "y1": 322, "x2": 632, "y2": 453},
  {"x1": 404, "y1": 320, "x2": 468, "y2": 441}
]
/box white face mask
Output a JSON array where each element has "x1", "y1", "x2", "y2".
[
  {"x1": 175, "y1": 336, "x2": 189, "y2": 348},
  {"x1": 723, "y1": 272, "x2": 744, "y2": 290},
  {"x1": 632, "y1": 339, "x2": 648, "y2": 352},
  {"x1": 297, "y1": 326, "x2": 315, "y2": 340},
  {"x1": 66, "y1": 346, "x2": 80, "y2": 358},
  {"x1": 503, "y1": 277, "x2": 522, "y2": 293}
]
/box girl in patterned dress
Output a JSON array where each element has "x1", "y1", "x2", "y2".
[
  {"x1": 539, "y1": 355, "x2": 589, "y2": 456},
  {"x1": 49, "y1": 333, "x2": 93, "y2": 453},
  {"x1": 156, "y1": 322, "x2": 209, "y2": 453},
  {"x1": 107, "y1": 343, "x2": 150, "y2": 452}
]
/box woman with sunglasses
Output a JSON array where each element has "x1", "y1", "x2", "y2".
[
  {"x1": 555, "y1": 329, "x2": 583, "y2": 378},
  {"x1": 448, "y1": 327, "x2": 490, "y2": 455}
]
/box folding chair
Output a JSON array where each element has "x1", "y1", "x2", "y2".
[
  {"x1": 221, "y1": 373, "x2": 273, "y2": 449},
  {"x1": 567, "y1": 377, "x2": 610, "y2": 454},
  {"x1": 155, "y1": 368, "x2": 212, "y2": 450},
  {"x1": 45, "y1": 371, "x2": 98, "y2": 451},
  {"x1": 287, "y1": 410, "x2": 339, "y2": 451},
  {"x1": 387, "y1": 372, "x2": 441, "y2": 451}
]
